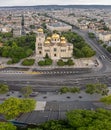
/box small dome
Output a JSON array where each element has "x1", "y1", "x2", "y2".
[
  {"x1": 61, "y1": 40, "x2": 66, "y2": 44},
  {"x1": 45, "y1": 40, "x2": 50, "y2": 44},
  {"x1": 47, "y1": 37, "x2": 51, "y2": 40},
  {"x1": 37, "y1": 28, "x2": 43, "y2": 32},
  {"x1": 61, "y1": 37, "x2": 65, "y2": 40},
  {"x1": 52, "y1": 33, "x2": 60, "y2": 39}
]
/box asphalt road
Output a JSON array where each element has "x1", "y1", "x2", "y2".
[
  {"x1": 73, "y1": 28, "x2": 111, "y2": 73},
  {"x1": 0, "y1": 69, "x2": 110, "y2": 92}
]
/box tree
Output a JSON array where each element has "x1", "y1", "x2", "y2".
[
  {"x1": 45, "y1": 53, "x2": 49, "y2": 59},
  {"x1": 107, "y1": 46, "x2": 111, "y2": 53},
  {"x1": 88, "y1": 33, "x2": 95, "y2": 38},
  {"x1": 0, "y1": 122, "x2": 16, "y2": 130},
  {"x1": 60, "y1": 87, "x2": 70, "y2": 94},
  {"x1": 57, "y1": 59, "x2": 65, "y2": 66},
  {"x1": 81, "y1": 46, "x2": 95, "y2": 57},
  {"x1": 85, "y1": 83, "x2": 109, "y2": 95},
  {"x1": 38, "y1": 58, "x2": 52, "y2": 66},
  {"x1": 100, "y1": 95, "x2": 111, "y2": 104},
  {"x1": 0, "y1": 97, "x2": 36, "y2": 120},
  {"x1": 21, "y1": 86, "x2": 33, "y2": 98},
  {"x1": 45, "y1": 58, "x2": 52, "y2": 65},
  {"x1": 22, "y1": 59, "x2": 35, "y2": 66},
  {"x1": 30, "y1": 109, "x2": 111, "y2": 130},
  {"x1": 0, "y1": 84, "x2": 9, "y2": 94},
  {"x1": 30, "y1": 25, "x2": 35, "y2": 29},
  {"x1": 38, "y1": 60, "x2": 45, "y2": 66},
  {"x1": 66, "y1": 59, "x2": 74, "y2": 66},
  {"x1": 66, "y1": 109, "x2": 111, "y2": 130}
]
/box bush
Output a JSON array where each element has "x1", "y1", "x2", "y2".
[
  {"x1": 66, "y1": 59, "x2": 74, "y2": 66},
  {"x1": 38, "y1": 58, "x2": 52, "y2": 66},
  {"x1": 45, "y1": 58, "x2": 52, "y2": 65},
  {"x1": 88, "y1": 32, "x2": 95, "y2": 38},
  {"x1": 7, "y1": 58, "x2": 20, "y2": 64},
  {"x1": 38, "y1": 60, "x2": 45, "y2": 66},
  {"x1": 85, "y1": 83, "x2": 109, "y2": 95},
  {"x1": 103, "y1": 44, "x2": 107, "y2": 48},
  {"x1": 70, "y1": 87, "x2": 80, "y2": 93},
  {"x1": 60, "y1": 87, "x2": 70, "y2": 94},
  {"x1": 0, "y1": 84, "x2": 9, "y2": 94},
  {"x1": 21, "y1": 86, "x2": 33, "y2": 98},
  {"x1": 100, "y1": 95, "x2": 111, "y2": 105},
  {"x1": 60, "y1": 87, "x2": 80, "y2": 94},
  {"x1": 7, "y1": 60, "x2": 12, "y2": 65},
  {"x1": 22, "y1": 59, "x2": 35, "y2": 66},
  {"x1": 57, "y1": 59, "x2": 65, "y2": 66}
]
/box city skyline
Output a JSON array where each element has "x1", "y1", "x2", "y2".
[{"x1": 0, "y1": 0, "x2": 111, "y2": 6}]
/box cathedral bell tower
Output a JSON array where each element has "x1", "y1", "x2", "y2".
[{"x1": 35, "y1": 28, "x2": 45, "y2": 58}]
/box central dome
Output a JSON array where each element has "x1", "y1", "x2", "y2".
[{"x1": 52, "y1": 33, "x2": 60, "y2": 39}]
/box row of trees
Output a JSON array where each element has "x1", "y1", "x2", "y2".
[
  {"x1": 85, "y1": 83, "x2": 109, "y2": 96},
  {"x1": 59, "y1": 83, "x2": 109, "y2": 96},
  {"x1": 62, "y1": 31, "x2": 96, "y2": 58},
  {"x1": 57, "y1": 59, "x2": 74, "y2": 66},
  {"x1": 28, "y1": 108, "x2": 111, "y2": 130},
  {"x1": 38, "y1": 58, "x2": 53, "y2": 66}
]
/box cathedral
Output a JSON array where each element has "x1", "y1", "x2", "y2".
[{"x1": 35, "y1": 28, "x2": 73, "y2": 60}]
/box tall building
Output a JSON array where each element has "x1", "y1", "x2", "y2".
[{"x1": 35, "y1": 28, "x2": 73, "y2": 60}]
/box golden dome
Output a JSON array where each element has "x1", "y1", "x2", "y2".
[
  {"x1": 61, "y1": 40, "x2": 66, "y2": 44},
  {"x1": 37, "y1": 28, "x2": 43, "y2": 32},
  {"x1": 61, "y1": 37, "x2": 65, "y2": 40},
  {"x1": 45, "y1": 40, "x2": 50, "y2": 44},
  {"x1": 52, "y1": 33, "x2": 60, "y2": 39},
  {"x1": 47, "y1": 37, "x2": 51, "y2": 40}
]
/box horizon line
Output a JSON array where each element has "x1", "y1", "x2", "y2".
[{"x1": 0, "y1": 4, "x2": 111, "y2": 7}]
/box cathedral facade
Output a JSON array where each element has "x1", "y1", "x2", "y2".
[{"x1": 35, "y1": 28, "x2": 73, "y2": 60}]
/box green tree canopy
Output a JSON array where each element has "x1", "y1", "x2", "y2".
[
  {"x1": 0, "y1": 84, "x2": 9, "y2": 94},
  {"x1": 85, "y1": 83, "x2": 109, "y2": 95},
  {"x1": 21, "y1": 86, "x2": 33, "y2": 98},
  {"x1": 0, "y1": 97, "x2": 36, "y2": 119},
  {"x1": 0, "y1": 122, "x2": 16, "y2": 130},
  {"x1": 100, "y1": 95, "x2": 111, "y2": 104}
]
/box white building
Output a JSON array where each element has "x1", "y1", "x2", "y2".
[
  {"x1": 46, "y1": 22, "x2": 72, "y2": 32},
  {"x1": 35, "y1": 28, "x2": 73, "y2": 60}
]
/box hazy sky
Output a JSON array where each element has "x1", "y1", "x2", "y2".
[{"x1": 0, "y1": 0, "x2": 110, "y2": 6}]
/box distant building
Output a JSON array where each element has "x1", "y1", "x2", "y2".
[
  {"x1": 35, "y1": 28, "x2": 73, "y2": 60},
  {"x1": 1, "y1": 27, "x2": 12, "y2": 33},
  {"x1": 46, "y1": 22, "x2": 72, "y2": 32},
  {"x1": 98, "y1": 32, "x2": 111, "y2": 42},
  {"x1": 13, "y1": 28, "x2": 21, "y2": 37}
]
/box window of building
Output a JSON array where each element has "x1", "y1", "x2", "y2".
[
  {"x1": 39, "y1": 51, "x2": 41, "y2": 54},
  {"x1": 68, "y1": 47, "x2": 70, "y2": 50},
  {"x1": 61, "y1": 49, "x2": 66, "y2": 52},
  {"x1": 54, "y1": 48, "x2": 57, "y2": 51},
  {"x1": 38, "y1": 43, "x2": 42, "y2": 46},
  {"x1": 54, "y1": 54, "x2": 56, "y2": 57},
  {"x1": 38, "y1": 47, "x2": 42, "y2": 49},
  {"x1": 45, "y1": 50, "x2": 50, "y2": 52}
]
